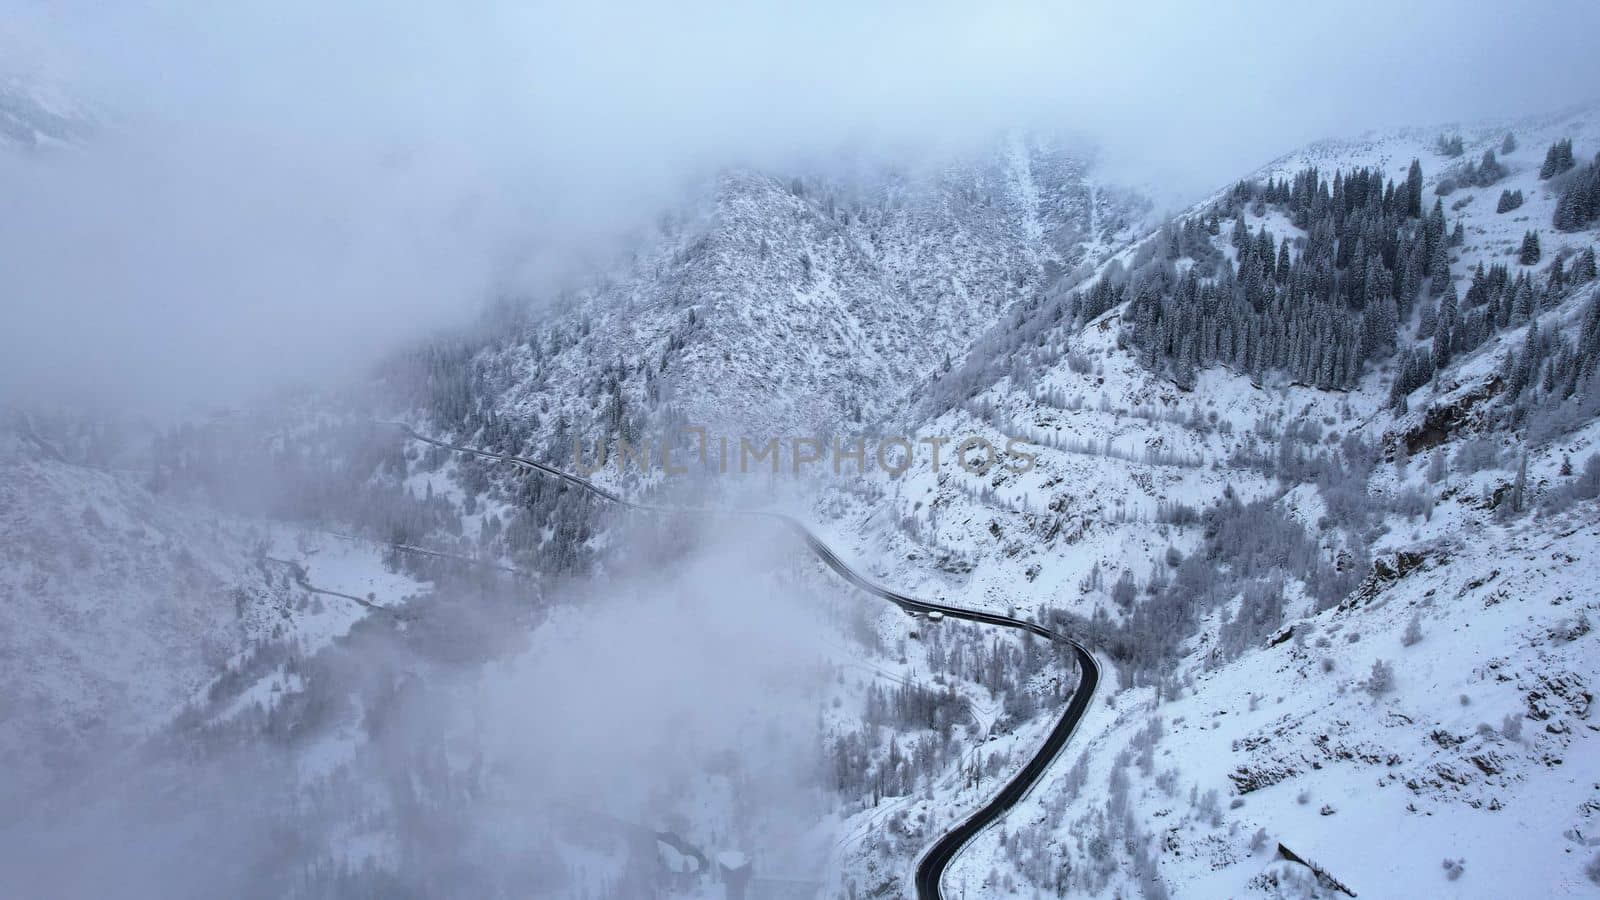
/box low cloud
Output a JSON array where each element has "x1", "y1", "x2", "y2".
[{"x1": 2, "y1": 0, "x2": 1597, "y2": 411}]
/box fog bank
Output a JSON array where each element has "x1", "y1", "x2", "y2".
[{"x1": 3, "y1": 0, "x2": 1597, "y2": 410}]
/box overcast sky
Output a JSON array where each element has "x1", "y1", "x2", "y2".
[{"x1": 4, "y1": 0, "x2": 1599, "y2": 412}]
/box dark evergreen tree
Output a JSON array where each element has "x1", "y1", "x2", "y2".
[
  {"x1": 1540, "y1": 138, "x2": 1575, "y2": 179},
  {"x1": 1417, "y1": 297, "x2": 1438, "y2": 339},
  {"x1": 1429, "y1": 235, "x2": 1451, "y2": 296},
  {"x1": 1520, "y1": 230, "x2": 1542, "y2": 265},
  {"x1": 1552, "y1": 156, "x2": 1600, "y2": 231},
  {"x1": 1465, "y1": 149, "x2": 1506, "y2": 187},
  {"x1": 1572, "y1": 248, "x2": 1598, "y2": 284},
  {"x1": 1389, "y1": 347, "x2": 1434, "y2": 409},
  {"x1": 1433, "y1": 287, "x2": 1457, "y2": 372},
  {"x1": 1071, "y1": 158, "x2": 1575, "y2": 418},
  {"x1": 1427, "y1": 199, "x2": 1447, "y2": 256},
  {"x1": 1094, "y1": 163, "x2": 1438, "y2": 395},
  {"x1": 1405, "y1": 159, "x2": 1424, "y2": 218}
]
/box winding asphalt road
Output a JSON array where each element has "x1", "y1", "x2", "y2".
[{"x1": 383, "y1": 423, "x2": 1099, "y2": 900}]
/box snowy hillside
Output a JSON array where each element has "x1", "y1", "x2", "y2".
[
  {"x1": 814, "y1": 104, "x2": 1600, "y2": 896},
  {"x1": 398, "y1": 136, "x2": 1149, "y2": 456}
]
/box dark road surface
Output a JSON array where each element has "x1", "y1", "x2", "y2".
[{"x1": 387, "y1": 424, "x2": 1100, "y2": 899}]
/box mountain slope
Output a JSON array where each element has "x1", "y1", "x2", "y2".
[
  {"x1": 821, "y1": 104, "x2": 1600, "y2": 897},
  {"x1": 412, "y1": 138, "x2": 1148, "y2": 454}
]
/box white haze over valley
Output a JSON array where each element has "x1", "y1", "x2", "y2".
[{"x1": 1, "y1": 515, "x2": 836, "y2": 897}]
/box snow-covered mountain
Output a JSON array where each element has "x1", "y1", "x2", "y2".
[
  {"x1": 819, "y1": 104, "x2": 1600, "y2": 897},
  {"x1": 423, "y1": 137, "x2": 1148, "y2": 445},
  {"x1": 5, "y1": 99, "x2": 1600, "y2": 900}
]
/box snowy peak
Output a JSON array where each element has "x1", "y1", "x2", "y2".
[{"x1": 456, "y1": 137, "x2": 1148, "y2": 448}]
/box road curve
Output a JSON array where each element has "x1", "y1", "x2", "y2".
[{"x1": 383, "y1": 423, "x2": 1099, "y2": 899}]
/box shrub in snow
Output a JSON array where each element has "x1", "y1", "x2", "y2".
[
  {"x1": 1571, "y1": 612, "x2": 1592, "y2": 640},
  {"x1": 1401, "y1": 614, "x2": 1424, "y2": 647},
  {"x1": 1501, "y1": 713, "x2": 1523, "y2": 741},
  {"x1": 1454, "y1": 437, "x2": 1501, "y2": 475},
  {"x1": 1427, "y1": 450, "x2": 1448, "y2": 484},
  {"x1": 1139, "y1": 867, "x2": 1170, "y2": 900},
  {"x1": 1296, "y1": 790, "x2": 1311, "y2": 806},
  {"x1": 1394, "y1": 446, "x2": 1411, "y2": 476},
  {"x1": 1132, "y1": 717, "x2": 1163, "y2": 776},
  {"x1": 1442, "y1": 857, "x2": 1466, "y2": 881},
  {"x1": 1250, "y1": 827, "x2": 1270, "y2": 853},
  {"x1": 1155, "y1": 768, "x2": 1180, "y2": 797},
  {"x1": 1111, "y1": 569, "x2": 1138, "y2": 611},
  {"x1": 1465, "y1": 149, "x2": 1507, "y2": 187},
  {"x1": 1393, "y1": 487, "x2": 1431, "y2": 521},
  {"x1": 1365, "y1": 659, "x2": 1396, "y2": 696},
  {"x1": 1460, "y1": 694, "x2": 1471, "y2": 706},
  {"x1": 1586, "y1": 852, "x2": 1600, "y2": 886},
  {"x1": 1574, "y1": 455, "x2": 1600, "y2": 501},
  {"x1": 1550, "y1": 612, "x2": 1592, "y2": 642},
  {"x1": 1319, "y1": 657, "x2": 1335, "y2": 673},
  {"x1": 1195, "y1": 789, "x2": 1223, "y2": 826},
  {"x1": 1218, "y1": 579, "x2": 1286, "y2": 661}
]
